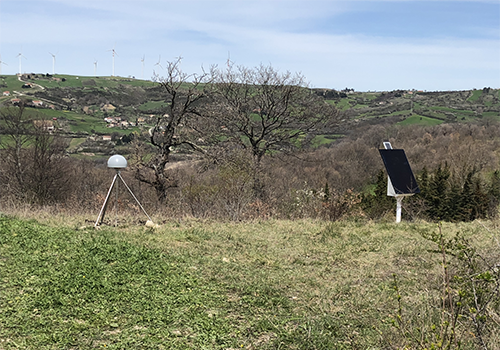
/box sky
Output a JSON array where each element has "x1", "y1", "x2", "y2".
[{"x1": 0, "y1": 0, "x2": 499, "y2": 91}]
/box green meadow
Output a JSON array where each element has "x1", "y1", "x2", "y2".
[
  {"x1": 1, "y1": 213, "x2": 498, "y2": 349},
  {"x1": 397, "y1": 115, "x2": 444, "y2": 126},
  {"x1": 0, "y1": 75, "x2": 156, "y2": 91}
]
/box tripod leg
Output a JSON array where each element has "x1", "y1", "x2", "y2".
[
  {"x1": 118, "y1": 173, "x2": 153, "y2": 222},
  {"x1": 95, "y1": 173, "x2": 119, "y2": 227}
]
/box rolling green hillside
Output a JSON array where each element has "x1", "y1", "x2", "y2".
[{"x1": 1, "y1": 73, "x2": 499, "y2": 159}]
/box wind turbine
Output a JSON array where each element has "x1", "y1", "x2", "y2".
[
  {"x1": 17, "y1": 51, "x2": 27, "y2": 74},
  {"x1": 153, "y1": 55, "x2": 163, "y2": 73},
  {"x1": 0, "y1": 54, "x2": 7, "y2": 75},
  {"x1": 141, "y1": 55, "x2": 145, "y2": 80},
  {"x1": 49, "y1": 52, "x2": 56, "y2": 75},
  {"x1": 108, "y1": 45, "x2": 118, "y2": 76},
  {"x1": 94, "y1": 59, "x2": 98, "y2": 76}
]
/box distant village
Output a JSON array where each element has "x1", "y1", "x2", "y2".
[
  {"x1": 2, "y1": 79, "x2": 156, "y2": 136},
  {"x1": 103, "y1": 115, "x2": 149, "y2": 128},
  {"x1": 3, "y1": 93, "x2": 149, "y2": 130}
]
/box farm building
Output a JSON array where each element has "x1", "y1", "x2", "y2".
[
  {"x1": 101, "y1": 103, "x2": 116, "y2": 112},
  {"x1": 33, "y1": 120, "x2": 55, "y2": 132}
]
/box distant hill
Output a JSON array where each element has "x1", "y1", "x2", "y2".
[
  {"x1": 314, "y1": 87, "x2": 500, "y2": 124},
  {"x1": 1, "y1": 73, "x2": 498, "y2": 159}
]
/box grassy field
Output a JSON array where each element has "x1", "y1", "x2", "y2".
[
  {"x1": 467, "y1": 90, "x2": 482, "y2": 102},
  {"x1": 483, "y1": 111, "x2": 500, "y2": 120},
  {"x1": 22, "y1": 108, "x2": 139, "y2": 135},
  {"x1": 138, "y1": 101, "x2": 169, "y2": 111},
  {"x1": 1, "y1": 211, "x2": 499, "y2": 349},
  {"x1": 310, "y1": 134, "x2": 343, "y2": 148},
  {"x1": 0, "y1": 75, "x2": 156, "y2": 91},
  {"x1": 327, "y1": 99, "x2": 351, "y2": 110},
  {"x1": 397, "y1": 115, "x2": 444, "y2": 126},
  {"x1": 67, "y1": 138, "x2": 87, "y2": 151},
  {"x1": 0, "y1": 76, "x2": 26, "y2": 92}
]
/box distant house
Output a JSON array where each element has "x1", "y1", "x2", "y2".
[
  {"x1": 10, "y1": 98, "x2": 20, "y2": 105},
  {"x1": 3, "y1": 91, "x2": 10, "y2": 96},
  {"x1": 21, "y1": 83, "x2": 33, "y2": 89},
  {"x1": 101, "y1": 103, "x2": 116, "y2": 112},
  {"x1": 33, "y1": 120, "x2": 54, "y2": 132},
  {"x1": 102, "y1": 135, "x2": 112, "y2": 141},
  {"x1": 32, "y1": 100, "x2": 43, "y2": 107}
]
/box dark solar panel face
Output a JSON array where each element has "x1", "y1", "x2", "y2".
[{"x1": 379, "y1": 149, "x2": 420, "y2": 195}]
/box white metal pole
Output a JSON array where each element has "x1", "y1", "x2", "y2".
[{"x1": 396, "y1": 196, "x2": 403, "y2": 223}]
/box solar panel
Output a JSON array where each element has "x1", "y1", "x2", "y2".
[{"x1": 379, "y1": 149, "x2": 420, "y2": 195}]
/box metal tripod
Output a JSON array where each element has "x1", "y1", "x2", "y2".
[{"x1": 94, "y1": 170, "x2": 152, "y2": 227}]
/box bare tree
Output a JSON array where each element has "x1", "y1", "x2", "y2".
[
  {"x1": 26, "y1": 128, "x2": 71, "y2": 205},
  {"x1": 209, "y1": 63, "x2": 340, "y2": 196},
  {"x1": 133, "y1": 58, "x2": 212, "y2": 203},
  {"x1": 0, "y1": 103, "x2": 33, "y2": 196},
  {"x1": 0, "y1": 101, "x2": 71, "y2": 204}
]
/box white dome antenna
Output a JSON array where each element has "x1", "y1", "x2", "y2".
[{"x1": 107, "y1": 154, "x2": 127, "y2": 169}]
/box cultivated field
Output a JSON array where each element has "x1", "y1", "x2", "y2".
[{"x1": 1, "y1": 211, "x2": 499, "y2": 349}]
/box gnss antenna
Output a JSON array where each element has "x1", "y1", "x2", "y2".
[{"x1": 95, "y1": 154, "x2": 153, "y2": 228}]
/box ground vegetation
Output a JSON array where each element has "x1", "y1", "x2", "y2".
[{"x1": 0, "y1": 213, "x2": 498, "y2": 349}]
